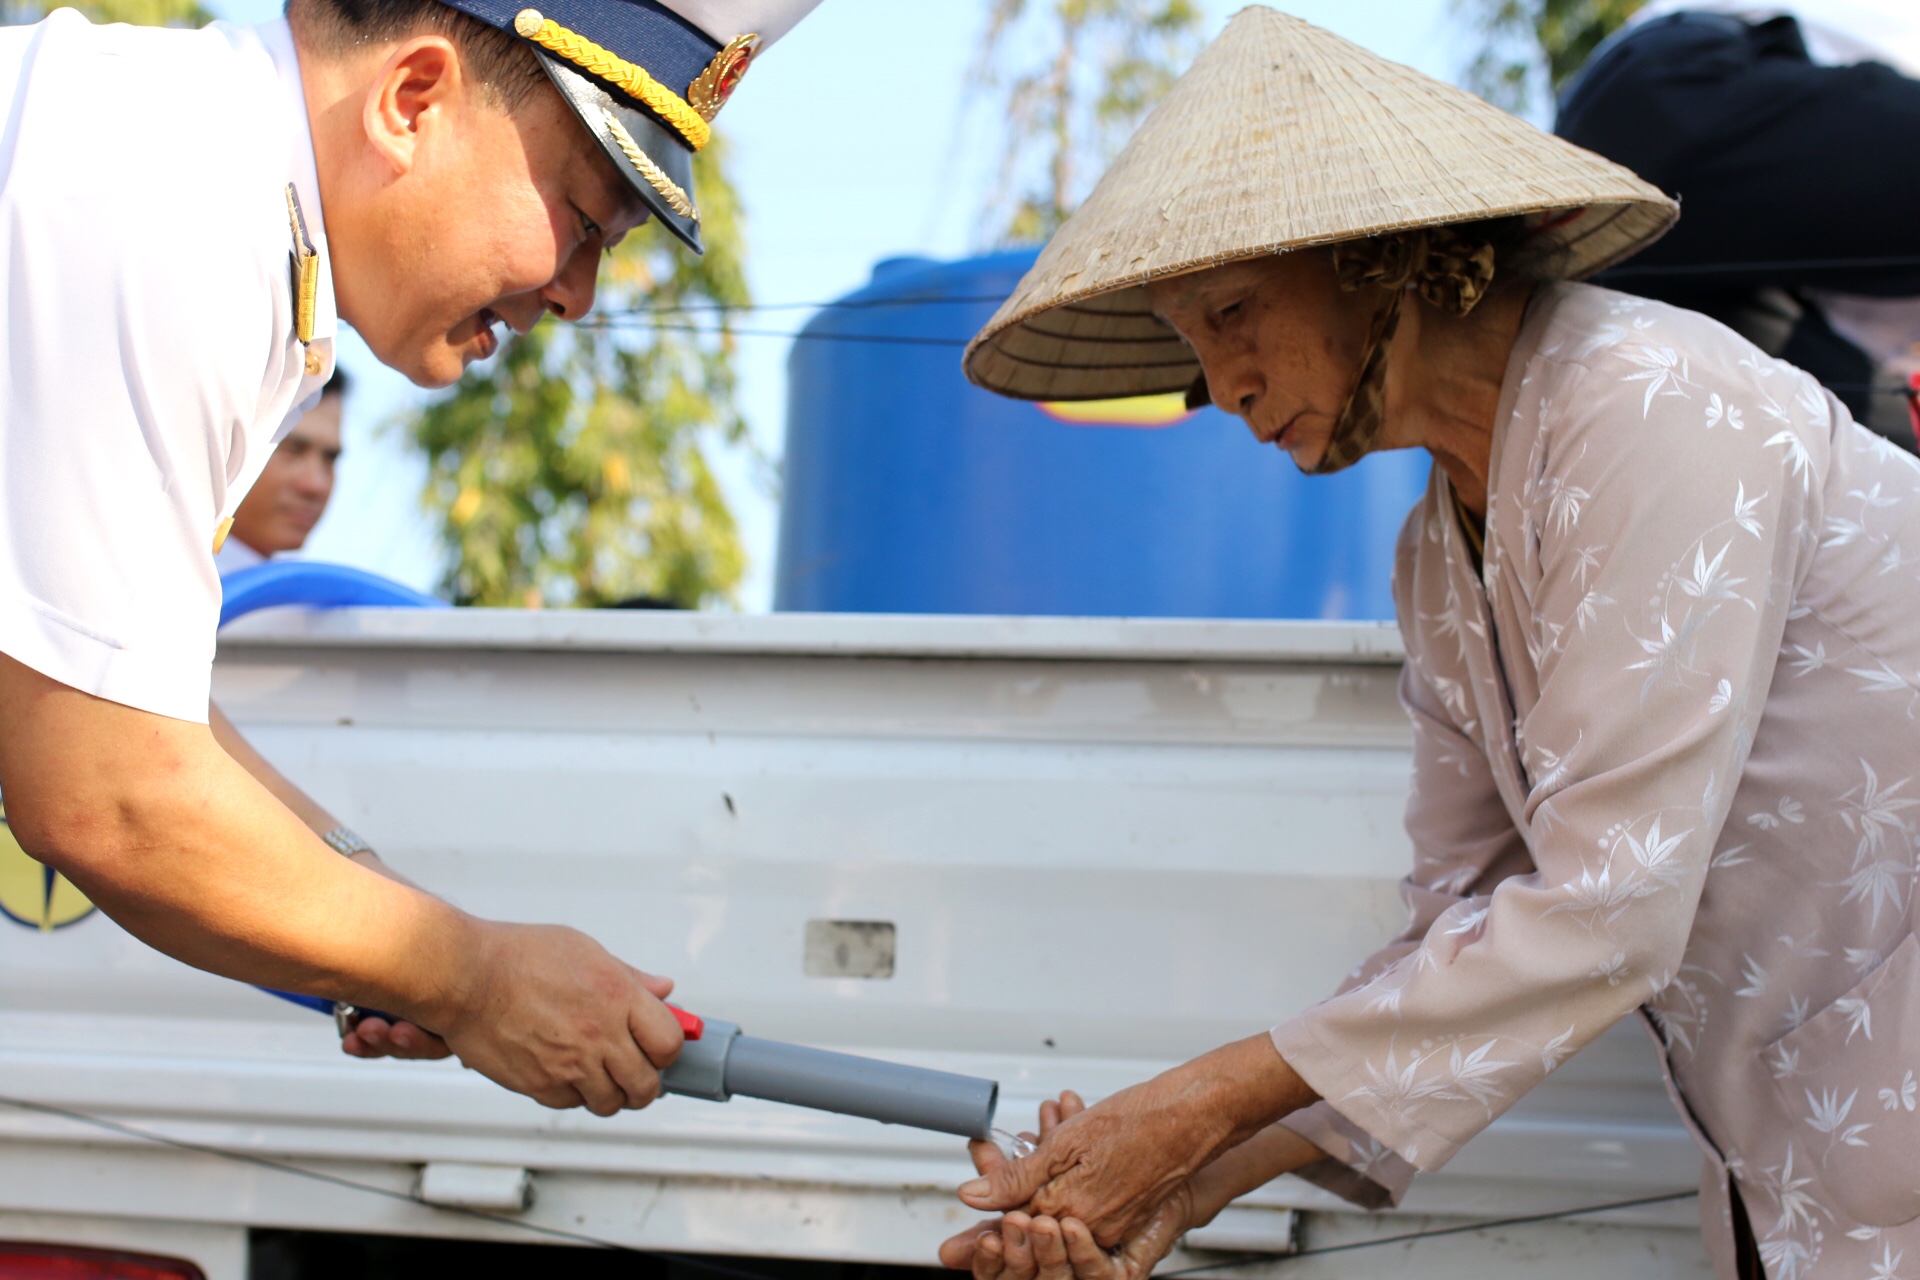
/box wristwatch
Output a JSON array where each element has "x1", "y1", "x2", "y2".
[{"x1": 321, "y1": 826, "x2": 372, "y2": 858}]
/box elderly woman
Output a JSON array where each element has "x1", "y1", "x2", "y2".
[{"x1": 937, "y1": 9, "x2": 1920, "y2": 1280}]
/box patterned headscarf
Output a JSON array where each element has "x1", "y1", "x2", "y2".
[{"x1": 1311, "y1": 227, "x2": 1499, "y2": 474}]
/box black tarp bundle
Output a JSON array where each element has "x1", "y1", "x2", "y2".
[{"x1": 1557, "y1": 11, "x2": 1920, "y2": 447}]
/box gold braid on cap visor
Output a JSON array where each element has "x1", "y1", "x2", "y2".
[
  {"x1": 514, "y1": 8, "x2": 712, "y2": 151},
  {"x1": 601, "y1": 108, "x2": 698, "y2": 219}
]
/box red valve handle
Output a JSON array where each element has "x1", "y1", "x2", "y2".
[{"x1": 670, "y1": 1005, "x2": 704, "y2": 1040}]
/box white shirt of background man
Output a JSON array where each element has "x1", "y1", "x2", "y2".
[{"x1": 0, "y1": 14, "x2": 336, "y2": 724}]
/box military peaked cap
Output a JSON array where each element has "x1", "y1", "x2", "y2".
[{"x1": 442, "y1": 0, "x2": 821, "y2": 252}]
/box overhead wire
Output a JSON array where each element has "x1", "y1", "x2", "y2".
[
  {"x1": 596, "y1": 294, "x2": 1011, "y2": 316},
  {"x1": 590, "y1": 252, "x2": 1920, "y2": 319},
  {"x1": 0, "y1": 1092, "x2": 773, "y2": 1279},
  {"x1": 1, "y1": 1090, "x2": 1701, "y2": 1271},
  {"x1": 575, "y1": 319, "x2": 974, "y2": 347},
  {"x1": 580, "y1": 254, "x2": 1920, "y2": 320},
  {"x1": 570, "y1": 253, "x2": 1920, "y2": 351},
  {"x1": 1158, "y1": 1188, "x2": 1700, "y2": 1274}
]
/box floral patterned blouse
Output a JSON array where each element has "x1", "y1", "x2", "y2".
[{"x1": 1271, "y1": 282, "x2": 1920, "y2": 1280}]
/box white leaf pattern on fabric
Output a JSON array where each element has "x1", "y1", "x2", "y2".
[
  {"x1": 1679, "y1": 542, "x2": 1749, "y2": 607},
  {"x1": 1734, "y1": 482, "x2": 1766, "y2": 537},
  {"x1": 1759, "y1": 1235, "x2": 1817, "y2": 1280},
  {"x1": 1805, "y1": 1087, "x2": 1871, "y2": 1158},
  {"x1": 1845, "y1": 663, "x2": 1910, "y2": 695},
  {"x1": 1788, "y1": 641, "x2": 1829, "y2": 676},
  {"x1": 1625, "y1": 815, "x2": 1691, "y2": 889},
  {"x1": 1619, "y1": 343, "x2": 1696, "y2": 416},
  {"x1": 1756, "y1": 1144, "x2": 1827, "y2": 1238},
  {"x1": 1834, "y1": 996, "x2": 1872, "y2": 1044},
  {"x1": 1711, "y1": 842, "x2": 1752, "y2": 870},
  {"x1": 1706, "y1": 393, "x2": 1744, "y2": 431},
  {"x1": 1539, "y1": 1025, "x2": 1577, "y2": 1072},
  {"x1": 1845, "y1": 946, "x2": 1883, "y2": 974},
  {"x1": 1766, "y1": 429, "x2": 1815, "y2": 482},
  {"x1": 1709, "y1": 678, "x2": 1734, "y2": 712},
  {"x1": 1433, "y1": 1040, "x2": 1515, "y2": 1110},
  {"x1": 1868, "y1": 1241, "x2": 1906, "y2": 1280}
]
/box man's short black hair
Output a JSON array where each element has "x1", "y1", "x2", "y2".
[
  {"x1": 321, "y1": 365, "x2": 352, "y2": 400},
  {"x1": 286, "y1": 0, "x2": 547, "y2": 109}
]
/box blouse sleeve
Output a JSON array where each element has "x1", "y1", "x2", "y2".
[
  {"x1": 1270, "y1": 334, "x2": 1826, "y2": 1176},
  {"x1": 1280, "y1": 586, "x2": 1534, "y2": 1207}
]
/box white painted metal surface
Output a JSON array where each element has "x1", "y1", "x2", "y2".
[
  {"x1": 0, "y1": 610, "x2": 1707, "y2": 1276},
  {"x1": 416, "y1": 1162, "x2": 534, "y2": 1212}
]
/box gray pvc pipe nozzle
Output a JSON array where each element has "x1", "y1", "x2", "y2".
[{"x1": 660, "y1": 1019, "x2": 999, "y2": 1140}]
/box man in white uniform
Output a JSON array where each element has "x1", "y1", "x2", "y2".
[
  {"x1": 0, "y1": 0, "x2": 818, "y2": 1113},
  {"x1": 215, "y1": 369, "x2": 347, "y2": 575}
]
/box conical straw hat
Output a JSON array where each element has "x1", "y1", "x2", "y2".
[{"x1": 964, "y1": 5, "x2": 1678, "y2": 401}]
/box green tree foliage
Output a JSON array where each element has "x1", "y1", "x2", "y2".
[
  {"x1": 970, "y1": 0, "x2": 1202, "y2": 245},
  {"x1": 3, "y1": 0, "x2": 209, "y2": 29},
  {"x1": 410, "y1": 138, "x2": 750, "y2": 608},
  {"x1": 1454, "y1": 0, "x2": 1648, "y2": 116}
]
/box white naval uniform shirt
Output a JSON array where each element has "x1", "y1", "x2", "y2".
[
  {"x1": 0, "y1": 13, "x2": 336, "y2": 723},
  {"x1": 213, "y1": 538, "x2": 268, "y2": 576}
]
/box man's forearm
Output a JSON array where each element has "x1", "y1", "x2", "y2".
[
  {"x1": 208, "y1": 702, "x2": 339, "y2": 832},
  {"x1": 58, "y1": 778, "x2": 471, "y2": 1021},
  {"x1": 2, "y1": 652, "x2": 683, "y2": 1112},
  {"x1": 209, "y1": 701, "x2": 419, "y2": 889}
]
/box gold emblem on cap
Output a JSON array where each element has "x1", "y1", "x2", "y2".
[
  {"x1": 514, "y1": 8, "x2": 712, "y2": 151},
  {"x1": 212, "y1": 517, "x2": 234, "y2": 555},
  {"x1": 687, "y1": 33, "x2": 761, "y2": 122}
]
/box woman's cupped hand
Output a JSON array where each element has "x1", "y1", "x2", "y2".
[
  {"x1": 948, "y1": 1034, "x2": 1313, "y2": 1248},
  {"x1": 939, "y1": 1092, "x2": 1194, "y2": 1280}
]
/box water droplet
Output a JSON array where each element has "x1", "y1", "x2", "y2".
[{"x1": 990, "y1": 1127, "x2": 1036, "y2": 1160}]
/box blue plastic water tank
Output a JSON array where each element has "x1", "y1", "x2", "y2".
[{"x1": 774, "y1": 250, "x2": 1431, "y2": 620}]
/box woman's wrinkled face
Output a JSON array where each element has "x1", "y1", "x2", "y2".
[{"x1": 1146, "y1": 251, "x2": 1374, "y2": 472}]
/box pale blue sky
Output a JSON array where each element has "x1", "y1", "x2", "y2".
[{"x1": 213, "y1": 0, "x2": 1466, "y2": 607}]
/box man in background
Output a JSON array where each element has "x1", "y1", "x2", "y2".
[{"x1": 215, "y1": 368, "x2": 348, "y2": 575}]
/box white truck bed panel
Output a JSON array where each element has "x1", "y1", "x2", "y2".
[{"x1": 0, "y1": 611, "x2": 1705, "y2": 1274}]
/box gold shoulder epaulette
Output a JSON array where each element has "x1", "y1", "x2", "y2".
[{"x1": 284, "y1": 184, "x2": 321, "y2": 374}]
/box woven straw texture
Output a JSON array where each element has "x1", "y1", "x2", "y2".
[{"x1": 964, "y1": 5, "x2": 1678, "y2": 401}]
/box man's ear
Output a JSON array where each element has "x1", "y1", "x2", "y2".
[{"x1": 364, "y1": 36, "x2": 466, "y2": 176}]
